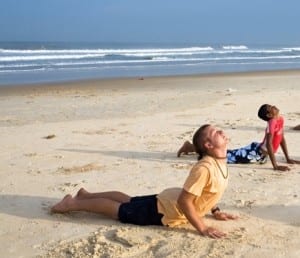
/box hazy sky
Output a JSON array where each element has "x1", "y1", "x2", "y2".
[{"x1": 1, "y1": 0, "x2": 300, "y2": 45}]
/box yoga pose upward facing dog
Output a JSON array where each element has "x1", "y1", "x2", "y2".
[
  {"x1": 52, "y1": 124, "x2": 238, "y2": 238},
  {"x1": 177, "y1": 104, "x2": 300, "y2": 171}
]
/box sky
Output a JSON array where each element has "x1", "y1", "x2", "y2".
[{"x1": 1, "y1": 0, "x2": 300, "y2": 45}]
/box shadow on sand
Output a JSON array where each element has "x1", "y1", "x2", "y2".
[
  {"x1": 0, "y1": 194, "x2": 114, "y2": 225},
  {"x1": 58, "y1": 148, "x2": 180, "y2": 163}
]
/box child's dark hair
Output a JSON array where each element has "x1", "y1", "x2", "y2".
[
  {"x1": 257, "y1": 104, "x2": 270, "y2": 121},
  {"x1": 192, "y1": 124, "x2": 211, "y2": 160}
]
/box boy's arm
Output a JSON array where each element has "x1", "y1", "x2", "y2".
[
  {"x1": 177, "y1": 189, "x2": 226, "y2": 238},
  {"x1": 280, "y1": 135, "x2": 290, "y2": 162},
  {"x1": 266, "y1": 133, "x2": 290, "y2": 171},
  {"x1": 281, "y1": 135, "x2": 300, "y2": 164}
]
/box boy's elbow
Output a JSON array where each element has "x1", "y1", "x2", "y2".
[
  {"x1": 177, "y1": 190, "x2": 194, "y2": 211},
  {"x1": 177, "y1": 192, "x2": 189, "y2": 210},
  {"x1": 177, "y1": 195, "x2": 185, "y2": 209}
]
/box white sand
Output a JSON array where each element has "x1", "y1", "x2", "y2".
[{"x1": 0, "y1": 71, "x2": 299, "y2": 257}]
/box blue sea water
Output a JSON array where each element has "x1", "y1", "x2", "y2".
[{"x1": 1, "y1": 41, "x2": 300, "y2": 86}]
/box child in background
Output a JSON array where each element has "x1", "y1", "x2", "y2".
[
  {"x1": 177, "y1": 104, "x2": 300, "y2": 171},
  {"x1": 256, "y1": 104, "x2": 300, "y2": 171}
]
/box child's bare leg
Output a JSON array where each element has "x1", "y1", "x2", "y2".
[
  {"x1": 51, "y1": 194, "x2": 121, "y2": 219},
  {"x1": 177, "y1": 141, "x2": 195, "y2": 157},
  {"x1": 75, "y1": 188, "x2": 131, "y2": 203}
]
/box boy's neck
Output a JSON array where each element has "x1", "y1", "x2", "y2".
[
  {"x1": 207, "y1": 148, "x2": 227, "y2": 161},
  {"x1": 269, "y1": 114, "x2": 280, "y2": 120}
]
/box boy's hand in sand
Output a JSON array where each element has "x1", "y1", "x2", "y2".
[
  {"x1": 201, "y1": 226, "x2": 226, "y2": 239},
  {"x1": 213, "y1": 211, "x2": 239, "y2": 221},
  {"x1": 274, "y1": 165, "x2": 290, "y2": 171},
  {"x1": 286, "y1": 158, "x2": 300, "y2": 165},
  {"x1": 195, "y1": 215, "x2": 228, "y2": 238}
]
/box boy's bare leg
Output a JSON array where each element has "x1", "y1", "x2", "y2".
[
  {"x1": 177, "y1": 141, "x2": 196, "y2": 157},
  {"x1": 51, "y1": 194, "x2": 121, "y2": 219},
  {"x1": 75, "y1": 188, "x2": 131, "y2": 203}
]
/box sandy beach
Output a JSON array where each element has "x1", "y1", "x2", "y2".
[{"x1": 0, "y1": 70, "x2": 300, "y2": 257}]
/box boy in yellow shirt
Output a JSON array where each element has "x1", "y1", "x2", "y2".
[{"x1": 51, "y1": 124, "x2": 237, "y2": 238}]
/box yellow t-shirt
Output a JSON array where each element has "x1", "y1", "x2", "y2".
[{"x1": 157, "y1": 155, "x2": 228, "y2": 227}]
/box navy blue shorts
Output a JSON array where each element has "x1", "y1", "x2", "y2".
[{"x1": 118, "y1": 194, "x2": 163, "y2": 226}]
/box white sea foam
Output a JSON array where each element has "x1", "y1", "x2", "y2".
[
  {"x1": 222, "y1": 45, "x2": 248, "y2": 50},
  {"x1": 1, "y1": 44, "x2": 300, "y2": 84},
  {"x1": 2, "y1": 46, "x2": 298, "y2": 63},
  {"x1": 282, "y1": 47, "x2": 300, "y2": 51},
  {"x1": 3, "y1": 55, "x2": 300, "y2": 72},
  {"x1": 0, "y1": 46, "x2": 214, "y2": 55},
  {"x1": 0, "y1": 54, "x2": 106, "y2": 62}
]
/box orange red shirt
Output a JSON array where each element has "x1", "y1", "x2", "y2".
[{"x1": 261, "y1": 116, "x2": 284, "y2": 153}]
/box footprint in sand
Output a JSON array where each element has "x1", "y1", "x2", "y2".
[
  {"x1": 235, "y1": 199, "x2": 256, "y2": 208},
  {"x1": 26, "y1": 169, "x2": 41, "y2": 175},
  {"x1": 57, "y1": 182, "x2": 80, "y2": 192},
  {"x1": 24, "y1": 152, "x2": 37, "y2": 157},
  {"x1": 171, "y1": 163, "x2": 193, "y2": 170},
  {"x1": 229, "y1": 227, "x2": 247, "y2": 241},
  {"x1": 46, "y1": 226, "x2": 165, "y2": 258},
  {"x1": 72, "y1": 128, "x2": 117, "y2": 135},
  {"x1": 56, "y1": 163, "x2": 104, "y2": 174}
]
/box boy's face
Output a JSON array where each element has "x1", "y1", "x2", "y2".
[
  {"x1": 266, "y1": 105, "x2": 280, "y2": 118},
  {"x1": 205, "y1": 126, "x2": 229, "y2": 149}
]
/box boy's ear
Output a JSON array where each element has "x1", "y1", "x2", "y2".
[{"x1": 204, "y1": 141, "x2": 213, "y2": 149}]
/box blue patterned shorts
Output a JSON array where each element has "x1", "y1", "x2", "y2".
[{"x1": 227, "y1": 142, "x2": 267, "y2": 164}]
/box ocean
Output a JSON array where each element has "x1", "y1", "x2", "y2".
[{"x1": 1, "y1": 41, "x2": 300, "y2": 86}]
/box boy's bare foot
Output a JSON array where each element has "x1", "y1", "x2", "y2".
[
  {"x1": 75, "y1": 188, "x2": 90, "y2": 200},
  {"x1": 293, "y1": 124, "x2": 300, "y2": 130},
  {"x1": 51, "y1": 194, "x2": 73, "y2": 213},
  {"x1": 177, "y1": 141, "x2": 195, "y2": 157}
]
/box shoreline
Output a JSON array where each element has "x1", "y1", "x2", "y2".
[{"x1": 1, "y1": 68, "x2": 300, "y2": 92}]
